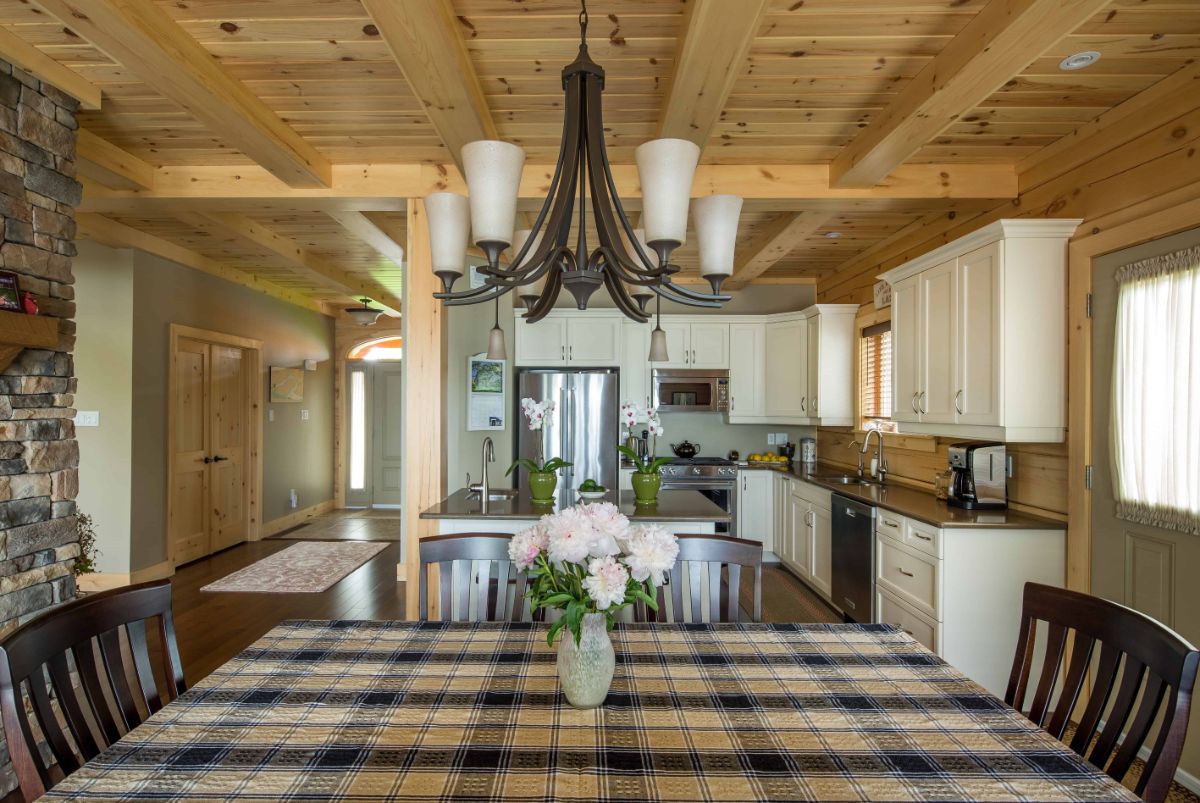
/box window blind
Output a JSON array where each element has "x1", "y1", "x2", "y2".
[{"x1": 860, "y1": 322, "x2": 892, "y2": 428}]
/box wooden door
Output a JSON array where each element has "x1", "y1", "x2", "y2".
[
  {"x1": 918, "y1": 260, "x2": 957, "y2": 423},
  {"x1": 372, "y1": 362, "x2": 404, "y2": 507},
  {"x1": 955, "y1": 242, "x2": 1000, "y2": 425},
  {"x1": 170, "y1": 335, "x2": 253, "y2": 564},
  {"x1": 209, "y1": 345, "x2": 248, "y2": 551},
  {"x1": 171, "y1": 337, "x2": 211, "y2": 564},
  {"x1": 890, "y1": 276, "x2": 921, "y2": 423}
]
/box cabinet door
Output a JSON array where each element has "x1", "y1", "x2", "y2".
[
  {"x1": 789, "y1": 493, "x2": 812, "y2": 578},
  {"x1": 765, "y1": 320, "x2": 807, "y2": 419},
  {"x1": 805, "y1": 315, "x2": 820, "y2": 418},
  {"x1": 657, "y1": 320, "x2": 691, "y2": 368},
  {"x1": 620, "y1": 322, "x2": 653, "y2": 411},
  {"x1": 955, "y1": 242, "x2": 1000, "y2": 425},
  {"x1": 514, "y1": 315, "x2": 568, "y2": 365},
  {"x1": 567, "y1": 317, "x2": 621, "y2": 365},
  {"x1": 918, "y1": 260, "x2": 957, "y2": 423},
  {"x1": 810, "y1": 507, "x2": 833, "y2": 599},
  {"x1": 890, "y1": 277, "x2": 920, "y2": 423},
  {"x1": 774, "y1": 476, "x2": 791, "y2": 565},
  {"x1": 737, "y1": 470, "x2": 774, "y2": 553},
  {"x1": 688, "y1": 322, "x2": 729, "y2": 368},
  {"x1": 728, "y1": 323, "x2": 765, "y2": 418}
]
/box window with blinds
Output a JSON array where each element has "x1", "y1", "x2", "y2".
[{"x1": 860, "y1": 321, "x2": 896, "y2": 432}]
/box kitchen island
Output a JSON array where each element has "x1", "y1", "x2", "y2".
[{"x1": 420, "y1": 488, "x2": 730, "y2": 535}]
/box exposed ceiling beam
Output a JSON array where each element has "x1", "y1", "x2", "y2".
[
  {"x1": 658, "y1": 0, "x2": 769, "y2": 148},
  {"x1": 326, "y1": 211, "x2": 404, "y2": 267},
  {"x1": 78, "y1": 163, "x2": 1017, "y2": 215},
  {"x1": 0, "y1": 24, "x2": 100, "y2": 109},
  {"x1": 360, "y1": 0, "x2": 495, "y2": 174},
  {"x1": 76, "y1": 129, "x2": 154, "y2": 190},
  {"x1": 177, "y1": 212, "x2": 402, "y2": 315},
  {"x1": 34, "y1": 0, "x2": 330, "y2": 188},
  {"x1": 829, "y1": 0, "x2": 1112, "y2": 188},
  {"x1": 725, "y1": 212, "x2": 831, "y2": 291},
  {"x1": 77, "y1": 213, "x2": 325, "y2": 314}
]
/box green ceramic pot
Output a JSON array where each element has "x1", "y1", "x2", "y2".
[
  {"x1": 630, "y1": 471, "x2": 661, "y2": 505},
  {"x1": 528, "y1": 471, "x2": 558, "y2": 504}
]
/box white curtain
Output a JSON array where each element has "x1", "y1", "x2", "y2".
[{"x1": 1110, "y1": 244, "x2": 1200, "y2": 535}]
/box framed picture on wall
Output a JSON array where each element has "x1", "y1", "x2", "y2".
[
  {"x1": 0, "y1": 271, "x2": 22, "y2": 312},
  {"x1": 269, "y1": 366, "x2": 304, "y2": 403},
  {"x1": 467, "y1": 353, "x2": 506, "y2": 431}
]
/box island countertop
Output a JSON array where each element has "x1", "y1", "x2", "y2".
[{"x1": 419, "y1": 488, "x2": 732, "y2": 523}]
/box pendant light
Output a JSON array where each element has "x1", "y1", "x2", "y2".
[
  {"x1": 345, "y1": 298, "x2": 383, "y2": 327},
  {"x1": 485, "y1": 298, "x2": 507, "y2": 360},
  {"x1": 693, "y1": 194, "x2": 743, "y2": 294},
  {"x1": 647, "y1": 296, "x2": 669, "y2": 362}
]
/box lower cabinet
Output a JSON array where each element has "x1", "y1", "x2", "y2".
[
  {"x1": 873, "y1": 512, "x2": 1066, "y2": 697},
  {"x1": 810, "y1": 506, "x2": 832, "y2": 598},
  {"x1": 775, "y1": 476, "x2": 832, "y2": 604},
  {"x1": 737, "y1": 470, "x2": 774, "y2": 554}
]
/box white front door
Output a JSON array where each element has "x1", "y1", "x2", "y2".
[{"x1": 345, "y1": 361, "x2": 404, "y2": 508}]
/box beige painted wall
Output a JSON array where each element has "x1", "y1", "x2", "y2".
[
  {"x1": 73, "y1": 242, "x2": 135, "y2": 573},
  {"x1": 129, "y1": 253, "x2": 335, "y2": 569}
]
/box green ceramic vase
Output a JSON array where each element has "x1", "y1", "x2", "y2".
[
  {"x1": 528, "y1": 471, "x2": 558, "y2": 504},
  {"x1": 630, "y1": 471, "x2": 661, "y2": 505}
]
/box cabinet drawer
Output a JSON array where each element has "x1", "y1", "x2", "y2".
[
  {"x1": 904, "y1": 519, "x2": 941, "y2": 558},
  {"x1": 876, "y1": 511, "x2": 905, "y2": 539},
  {"x1": 876, "y1": 535, "x2": 940, "y2": 620},
  {"x1": 792, "y1": 478, "x2": 832, "y2": 511},
  {"x1": 877, "y1": 586, "x2": 939, "y2": 652}
]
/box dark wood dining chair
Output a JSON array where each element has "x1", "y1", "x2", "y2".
[
  {"x1": 418, "y1": 533, "x2": 531, "y2": 621},
  {"x1": 1005, "y1": 582, "x2": 1198, "y2": 803},
  {"x1": 636, "y1": 533, "x2": 763, "y2": 624},
  {"x1": 0, "y1": 579, "x2": 186, "y2": 802}
]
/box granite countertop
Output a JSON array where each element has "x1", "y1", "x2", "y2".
[
  {"x1": 419, "y1": 488, "x2": 732, "y2": 523},
  {"x1": 737, "y1": 461, "x2": 1065, "y2": 530}
]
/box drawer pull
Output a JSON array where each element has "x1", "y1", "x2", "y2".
[
  {"x1": 912, "y1": 533, "x2": 932, "y2": 541},
  {"x1": 897, "y1": 568, "x2": 914, "y2": 578},
  {"x1": 882, "y1": 519, "x2": 899, "y2": 529}
]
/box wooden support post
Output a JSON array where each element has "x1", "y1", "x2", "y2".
[{"x1": 402, "y1": 198, "x2": 446, "y2": 619}]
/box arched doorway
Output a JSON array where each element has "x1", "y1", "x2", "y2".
[{"x1": 345, "y1": 336, "x2": 403, "y2": 508}]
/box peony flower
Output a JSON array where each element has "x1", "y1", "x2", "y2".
[
  {"x1": 509, "y1": 525, "x2": 547, "y2": 570},
  {"x1": 545, "y1": 507, "x2": 594, "y2": 565},
  {"x1": 583, "y1": 502, "x2": 628, "y2": 557},
  {"x1": 622, "y1": 524, "x2": 679, "y2": 585},
  {"x1": 584, "y1": 555, "x2": 629, "y2": 610}
]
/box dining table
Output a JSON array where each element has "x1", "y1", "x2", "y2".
[{"x1": 44, "y1": 620, "x2": 1139, "y2": 802}]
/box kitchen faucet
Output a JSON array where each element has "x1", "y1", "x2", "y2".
[
  {"x1": 860, "y1": 429, "x2": 887, "y2": 484},
  {"x1": 466, "y1": 436, "x2": 495, "y2": 512}
]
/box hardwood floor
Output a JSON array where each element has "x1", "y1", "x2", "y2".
[{"x1": 269, "y1": 508, "x2": 401, "y2": 541}]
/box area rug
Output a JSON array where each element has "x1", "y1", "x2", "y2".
[{"x1": 200, "y1": 542, "x2": 388, "y2": 594}]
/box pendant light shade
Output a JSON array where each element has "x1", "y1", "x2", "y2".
[
  {"x1": 648, "y1": 326, "x2": 669, "y2": 362},
  {"x1": 461, "y1": 140, "x2": 525, "y2": 261},
  {"x1": 345, "y1": 298, "x2": 383, "y2": 327},
  {"x1": 693, "y1": 194, "x2": 743, "y2": 294},
  {"x1": 635, "y1": 138, "x2": 700, "y2": 254},
  {"x1": 485, "y1": 298, "x2": 507, "y2": 360},
  {"x1": 424, "y1": 192, "x2": 470, "y2": 292}
]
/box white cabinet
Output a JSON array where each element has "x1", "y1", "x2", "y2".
[
  {"x1": 728, "y1": 323, "x2": 765, "y2": 421},
  {"x1": 656, "y1": 320, "x2": 691, "y2": 368},
  {"x1": 788, "y1": 490, "x2": 811, "y2": 577},
  {"x1": 620, "y1": 322, "x2": 652, "y2": 411},
  {"x1": 810, "y1": 506, "x2": 832, "y2": 598},
  {"x1": 763, "y1": 306, "x2": 857, "y2": 426},
  {"x1": 654, "y1": 319, "x2": 729, "y2": 369},
  {"x1": 872, "y1": 510, "x2": 1065, "y2": 697},
  {"x1": 765, "y1": 319, "x2": 807, "y2": 420},
  {"x1": 737, "y1": 470, "x2": 774, "y2": 554},
  {"x1": 881, "y1": 219, "x2": 1080, "y2": 442},
  {"x1": 514, "y1": 312, "x2": 621, "y2": 366}
]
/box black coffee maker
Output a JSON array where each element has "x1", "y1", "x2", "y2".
[{"x1": 947, "y1": 442, "x2": 1007, "y2": 509}]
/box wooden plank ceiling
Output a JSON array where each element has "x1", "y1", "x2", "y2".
[{"x1": 0, "y1": 0, "x2": 1194, "y2": 311}]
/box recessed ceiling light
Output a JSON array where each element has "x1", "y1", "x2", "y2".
[
  {"x1": 824, "y1": 231, "x2": 842, "y2": 238},
  {"x1": 1059, "y1": 51, "x2": 1101, "y2": 71}
]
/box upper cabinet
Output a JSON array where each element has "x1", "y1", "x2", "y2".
[
  {"x1": 653, "y1": 320, "x2": 729, "y2": 369},
  {"x1": 881, "y1": 219, "x2": 1081, "y2": 443},
  {"x1": 758, "y1": 305, "x2": 857, "y2": 426},
  {"x1": 513, "y1": 311, "x2": 621, "y2": 367},
  {"x1": 727, "y1": 322, "x2": 765, "y2": 421}
]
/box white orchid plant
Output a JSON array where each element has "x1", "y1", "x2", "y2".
[
  {"x1": 617, "y1": 401, "x2": 671, "y2": 474},
  {"x1": 507, "y1": 397, "x2": 572, "y2": 477},
  {"x1": 510, "y1": 502, "x2": 679, "y2": 646}
]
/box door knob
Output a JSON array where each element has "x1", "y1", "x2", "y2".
[
  {"x1": 202, "y1": 456, "x2": 213, "y2": 464},
  {"x1": 212, "y1": 455, "x2": 229, "y2": 463}
]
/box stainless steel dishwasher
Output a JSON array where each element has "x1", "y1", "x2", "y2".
[{"x1": 831, "y1": 493, "x2": 877, "y2": 624}]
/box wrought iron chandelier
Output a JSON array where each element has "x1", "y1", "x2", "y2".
[{"x1": 422, "y1": 0, "x2": 743, "y2": 326}]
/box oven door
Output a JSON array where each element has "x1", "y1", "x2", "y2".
[
  {"x1": 652, "y1": 369, "x2": 729, "y2": 413},
  {"x1": 662, "y1": 480, "x2": 736, "y2": 536}
]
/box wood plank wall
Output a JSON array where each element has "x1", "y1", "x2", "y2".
[{"x1": 815, "y1": 73, "x2": 1200, "y2": 522}]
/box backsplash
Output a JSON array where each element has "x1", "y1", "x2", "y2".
[{"x1": 656, "y1": 412, "x2": 814, "y2": 460}]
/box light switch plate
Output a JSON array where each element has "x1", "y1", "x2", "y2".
[
  {"x1": 301, "y1": 409, "x2": 310, "y2": 421},
  {"x1": 767, "y1": 433, "x2": 778, "y2": 446},
  {"x1": 268, "y1": 409, "x2": 274, "y2": 422},
  {"x1": 74, "y1": 410, "x2": 100, "y2": 427}
]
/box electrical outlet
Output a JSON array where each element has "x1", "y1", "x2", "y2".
[
  {"x1": 301, "y1": 409, "x2": 309, "y2": 421},
  {"x1": 767, "y1": 433, "x2": 777, "y2": 446},
  {"x1": 74, "y1": 411, "x2": 100, "y2": 427},
  {"x1": 289, "y1": 489, "x2": 298, "y2": 509}
]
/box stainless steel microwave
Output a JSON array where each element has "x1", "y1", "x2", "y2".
[{"x1": 652, "y1": 369, "x2": 729, "y2": 412}]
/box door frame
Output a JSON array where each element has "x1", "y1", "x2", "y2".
[
  {"x1": 166, "y1": 324, "x2": 264, "y2": 566},
  {"x1": 1066, "y1": 189, "x2": 1200, "y2": 594}
]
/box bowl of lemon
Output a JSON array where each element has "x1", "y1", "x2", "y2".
[{"x1": 746, "y1": 452, "x2": 790, "y2": 468}]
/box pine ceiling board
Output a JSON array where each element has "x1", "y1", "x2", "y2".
[
  {"x1": 225, "y1": 60, "x2": 408, "y2": 81},
  {"x1": 479, "y1": 74, "x2": 662, "y2": 96},
  {"x1": 463, "y1": 37, "x2": 674, "y2": 61},
  {"x1": 1078, "y1": 8, "x2": 1200, "y2": 34},
  {"x1": 757, "y1": 12, "x2": 975, "y2": 38},
  {"x1": 449, "y1": 13, "x2": 681, "y2": 40},
  {"x1": 153, "y1": 0, "x2": 371, "y2": 21},
  {"x1": 766, "y1": 0, "x2": 988, "y2": 9},
  {"x1": 732, "y1": 75, "x2": 915, "y2": 94},
  {"x1": 909, "y1": 144, "x2": 1045, "y2": 161},
  {"x1": 472, "y1": 56, "x2": 675, "y2": 78},
  {"x1": 1021, "y1": 55, "x2": 1190, "y2": 75},
  {"x1": 1047, "y1": 33, "x2": 1200, "y2": 59}
]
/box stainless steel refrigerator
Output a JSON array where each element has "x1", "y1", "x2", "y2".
[{"x1": 515, "y1": 368, "x2": 619, "y2": 508}]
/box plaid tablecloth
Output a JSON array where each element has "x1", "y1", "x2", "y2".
[{"x1": 46, "y1": 621, "x2": 1138, "y2": 802}]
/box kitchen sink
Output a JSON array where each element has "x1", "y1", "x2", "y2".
[
  {"x1": 811, "y1": 473, "x2": 882, "y2": 487},
  {"x1": 468, "y1": 488, "x2": 519, "y2": 500}
]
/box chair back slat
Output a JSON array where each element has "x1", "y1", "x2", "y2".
[
  {"x1": 637, "y1": 534, "x2": 763, "y2": 624},
  {"x1": 1004, "y1": 582, "x2": 1198, "y2": 803},
  {"x1": 418, "y1": 533, "x2": 531, "y2": 622},
  {"x1": 0, "y1": 580, "x2": 186, "y2": 803}
]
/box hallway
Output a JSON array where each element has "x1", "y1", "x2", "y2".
[{"x1": 270, "y1": 508, "x2": 401, "y2": 542}]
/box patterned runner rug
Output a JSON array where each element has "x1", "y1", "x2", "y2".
[{"x1": 200, "y1": 541, "x2": 388, "y2": 593}]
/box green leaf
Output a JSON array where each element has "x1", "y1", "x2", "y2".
[
  {"x1": 645, "y1": 457, "x2": 674, "y2": 474},
  {"x1": 539, "y1": 592, "x2": 574, "y2": 607},
  {"x1": 546, "y1": 619, "x2": 565, "y2": 647},
  {"x1": 505, "y1": 458, "x2": 539, "y2": 477},
  {"x1": 541, "y1": 458, "x2": 573, "y2": 474},
  {"x1": 616, "y1": 445, "x2": 646, "y2": 473}
]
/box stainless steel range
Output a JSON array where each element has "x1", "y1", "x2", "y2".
[{"x1": 659, "y1": 458, "x2": 737, "y2": 536}]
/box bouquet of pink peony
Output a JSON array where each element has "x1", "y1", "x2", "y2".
[{"x1": 509, "y1": 502, "x2": 679, "y2": 646}]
